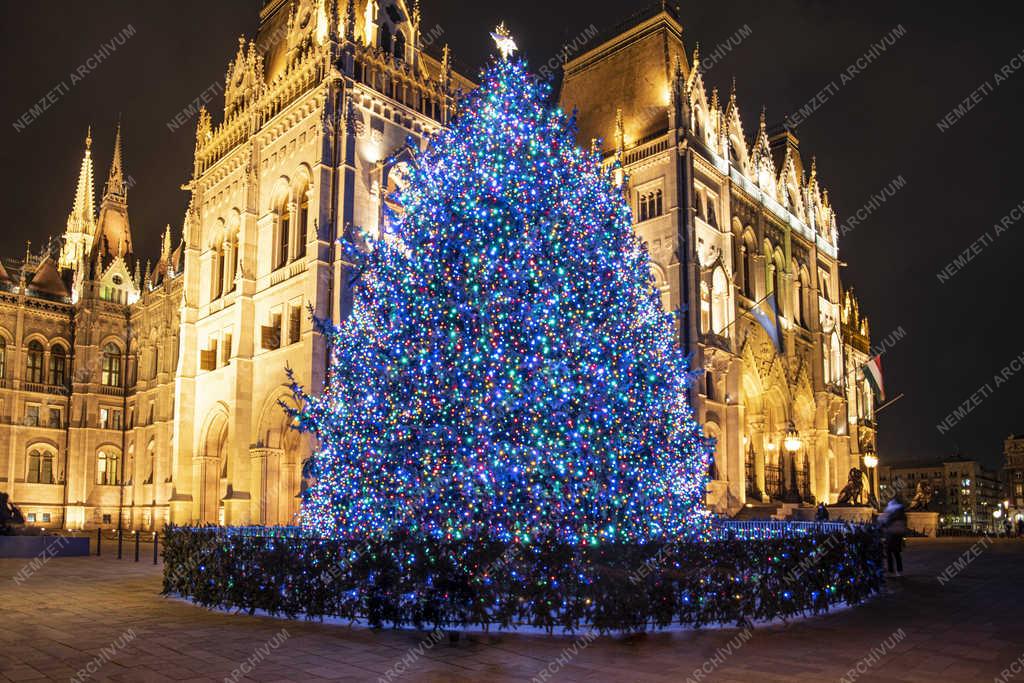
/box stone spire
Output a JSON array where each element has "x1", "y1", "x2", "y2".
[
  {"x1": 59, "y1": 129, "x2": 97, "y2": 270},
  {"x1": 68, "y1": 128, "x2": 96, "y2": 235},
  {"x1": 104, "y1": 120, "x2": 126, "y2": 199},
  {"x1": 96, "y1": 122, "x2": 133, "y2": 258},
  {"x1": 161, "y1": 224, "x2": 172, "y2": 262}
]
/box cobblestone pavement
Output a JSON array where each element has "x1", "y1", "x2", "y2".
[{"x1": 3, "y1": 538, "x2": 1024, "y2": 682}]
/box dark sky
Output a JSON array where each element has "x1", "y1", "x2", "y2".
[{"x1": 2, "y1": 1, "x2": 1021, "y2": 471}]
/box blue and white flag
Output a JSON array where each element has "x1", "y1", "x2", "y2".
[{"x1": 750, "y1": 294, "x2": 783, "y2": 354}]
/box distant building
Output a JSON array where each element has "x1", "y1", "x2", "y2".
[
  {"x1": 1003, "y1": 435, "x2": 1024, "y2": 520},
  {"x1": 878, "y1": 455, "x2": 1003, "y2": 530}
]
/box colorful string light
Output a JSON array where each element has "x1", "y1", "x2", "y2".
[{"x1": 289, "y1": 57, "x2": 712, "y2": 546}]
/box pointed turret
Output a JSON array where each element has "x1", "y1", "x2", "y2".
[
  {"x1": 105, "y1": 121, "x2": 125, "y2": 198},
  {"x1": 161, "y1": 225, "x2": 172, "y2": 262},
  {"x1": 96, "y1": 122, "x2": 133, "y2": 259},
  {"x1": 59, "y1": 129, "x2": 97, "y2": 270}
]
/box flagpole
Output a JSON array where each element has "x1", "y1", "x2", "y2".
[
  {"x1": 712, "y1": 290, "x2": 776, "y2": 340},
  {"x1": 874, "y1": 393, "x2": 904, "y2": 414}
]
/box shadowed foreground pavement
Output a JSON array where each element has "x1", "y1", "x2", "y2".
[{"x1": 3, "y1": 538, "x2": 1024, "y2": 682}]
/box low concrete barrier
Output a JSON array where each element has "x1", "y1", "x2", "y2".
[{"x1": 0, "y1": 534, "x2": 90, "y2": 558}]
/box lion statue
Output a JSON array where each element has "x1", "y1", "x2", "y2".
[
  {"x1": 835, "y1": 468, "x2": 865, "y2": 506},
  {"x1": 0, "y1": 492, "x2": 25, "y2": 534}
]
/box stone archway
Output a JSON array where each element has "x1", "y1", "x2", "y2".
[
  {"x1": 197, "y1": 409, "x2": 229, "y2": 524},
  {"x1": 251, "y1": 391, "x2": 304, "y2": 525}
]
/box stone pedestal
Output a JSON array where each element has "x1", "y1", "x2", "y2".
[
  {"x1": 706, "y1": 480, "x2": 731, "y2": 515},
  {"x1": 828, "y1": 506, "x2": 875, "y2": 524},
  {"x1": 906, "y1": 511, "x2": 939, "y2": 537},
  {"x1": 789, "y1": 506, "x2": 817, "y2": 522}
]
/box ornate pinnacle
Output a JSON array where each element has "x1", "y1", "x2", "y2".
[
  {"x1": 105, "y1": 120, "x2": 125, "y2": 197},
  {"x1": 441, "y1": 43, "x2": 451, "y2": 87},
  {"x1": 345, "y1": 0, "x2": 355, "y2": 41},
  {"x1": 615, "y1": 107, "x2": 625, "y2": 153},
  {"x1": 161, "y1": 224, "x2": 172, "y2": 261}
]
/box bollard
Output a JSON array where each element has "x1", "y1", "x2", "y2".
[
  {"x1": 97, "y1": 527, "x2": 102, "y2": 556},
  {"x1": 134, "y1": 531, "x2": 140, "y2": 562},
  {"x1": 153, "y1": 531, "x2": 158, "y2": 565}
]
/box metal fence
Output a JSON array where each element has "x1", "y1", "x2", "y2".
[
  {"x1": 185, "y1": 519, "x2": 862, "y2": 543},
  {"x1": 712, "y1": 519, "x2": 857, "y2": 540}
]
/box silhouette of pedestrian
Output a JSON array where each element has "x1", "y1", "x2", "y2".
[{"x1": 878, "y1": 499, "x2": 907, "y2": 576}]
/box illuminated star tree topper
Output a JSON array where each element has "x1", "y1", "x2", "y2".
[{"x1": 490, "y1": 22, "x2": 518, "y2": 60}]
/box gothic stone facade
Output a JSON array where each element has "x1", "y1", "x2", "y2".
[
  {"x1": 560, "y1": 5, "x2": 877, "y2": 512},
  {"x1": 1, "y1": 1, "x2": 877, "y2": 529}
]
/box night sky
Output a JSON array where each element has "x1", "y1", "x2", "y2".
[{"x1": 2, "y1": 1, "x2": 1021, "y2": 470}]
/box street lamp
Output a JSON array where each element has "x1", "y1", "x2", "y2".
[
  {"x1": 862, "y1": 447, "x2": 879, "y2": 508},
  {"x1": 783, "y1": 424, "x2": 802, "y2": 453}
]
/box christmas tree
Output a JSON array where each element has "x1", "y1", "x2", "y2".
[{"x1": 290, "y1": 50, "x2": 711, "y2": 546}]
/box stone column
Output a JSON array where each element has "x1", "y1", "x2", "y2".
[{"x1": 749, "y1": 414, "x2": 767, "y2": 501}]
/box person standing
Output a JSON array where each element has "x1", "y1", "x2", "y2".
[
  {"x1": 879, "y1": 499, "x2": 907, "y2": 576},
  {"x1": 815, "y1": 502, "x2": 830, "y2": 522}
]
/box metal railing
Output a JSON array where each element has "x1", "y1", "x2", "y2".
[
  {"x1": 185, "y1": 519, "x2": 862, "y2": 543},
  {"x1": 713, "y1": 519, "x2": 858, "y2": 540}
]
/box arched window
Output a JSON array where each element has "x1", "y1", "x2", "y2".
[
  {"x1": 96, "y1": 449, "x2": 120, "y2": 486},
  {"x1": 101, "y1": 343, "x2": 122, "y2": 387},
  {"x1": 797, "y1": 269, "x2": 810, "y2": 327},
  {"x1": 25, "y1": 340, "x2": 44, "y2": 384},
  {"x1": 215, "y1": 243, "x2": 226, "y2": 296},
  {"x1": 704, "y1": 422, "x2": 723, "y2": 481},
  {"x1": 712, "y1": 268, "x2": 730, "y2": 336},
  {"x1": 394, "y1": 30, "x2": 406, "y2": 61},
  {"x1": 225, "y1": 228, "x2": 239, "y2": 294},
  {"x1": 27, "y1": 448, "x2": 54, "y2": 484},
  {"x1": 378, "y1": 23, "x2": 392, "y2": 54},
  {"x1": 126, "y1": 444, "x2": 135, "y2": 485},
  {"x1": 700, "y1": 280, "x2": 711, "y2": 334},
  {"x1": 830, "y1": 331, "x2": 844, "y2": 384},
  {"x1": 0, "y1": 336, "x2": 6, "y2": 380},
  {"x1": 144, "y1": 440, "x2": 155, "y2": 484},
  {"x1": 296, "y1": 190, "x2": 309, "y2": 260},
  {"x1": 277, "y1": 195, "x2": 291, "y2": 269},
  {"x1": 774, "y1": 255, "x2": 786, "y2": 315},
  {"x1": 743, "y1": 234, "x2": 757, "y2": 298},
  {"x1": 48, "y1": 345, "x2": 67, "y2": 387}
]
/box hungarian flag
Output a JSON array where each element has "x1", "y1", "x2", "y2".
[
  {"x1": 750, "y1": 294, "x2": 782, "y2": 354},
  {"x1": 863, "y1": 355, "x2": 885, "y2": 402}
]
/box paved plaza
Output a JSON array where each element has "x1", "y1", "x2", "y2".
[{"x1": 3, "y1": 538, "x2": 1024, "y2": 682}]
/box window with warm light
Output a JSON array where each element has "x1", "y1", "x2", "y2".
[{"x1": 101, "y1": 343, "x2": 122, "y2": 386}]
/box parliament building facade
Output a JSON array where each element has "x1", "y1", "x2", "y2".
[{"x1": 0, "y1": 1, "x2": 876, "y2": 529}]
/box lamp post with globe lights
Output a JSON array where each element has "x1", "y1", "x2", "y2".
[
  {"x1": 783, "y1": 423, "x2": 804, "y2": 503},
  {"x1": 863, "y1": 447, "x2": 879, "y2": 509}
]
